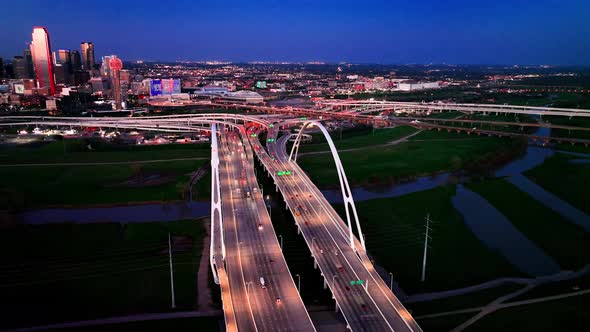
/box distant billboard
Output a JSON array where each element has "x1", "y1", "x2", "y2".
[
  {"x1": 255, "y1": 81, "x2": 267, "y2": 89},
  {"x1": 161, "y1": 79, "x2": 181, "y2": 95},
  {"x1": 14, "y1": 83, "x2": 25, "y2": 94},
  {"x1": 149, "y1": 79, "x2": 162, "y2": 96}
]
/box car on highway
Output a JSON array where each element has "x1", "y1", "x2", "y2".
[
  {"x1": 275, "y1": 297, "x2": 282, "y2": 304},
  {"x1": 260, "y1": 277, "x2": 266, "y2": 289},
  {"x1": 246, "y1": 191, "x2": 251, "y2": 199},
  {"x1": 258, "y1": 223, "x2": 263, "y2": 230}
]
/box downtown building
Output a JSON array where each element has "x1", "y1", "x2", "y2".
[
  {"x1": 80, "y1": 42, "x2": 95, "y2": 70},
  {"x1": 30, "y1": 27, "x2": 56, "y2": 95}
]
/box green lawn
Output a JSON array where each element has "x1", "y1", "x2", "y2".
[
  {"x1": 467, "y1": 178, "x2": 590, "y2": 270},
  {"x1": 299, "y1": 133, "x2": 526, "y2": 188},
  {"x1": 334, "y1": 186, "x2": 522, "y2": 293},
  {"x1": 406, "y1": 283, "x2": 524, "y2": 316},
  {"x1": 44, "y1": 317, "x2": 222, "y2": 332},
  {"x1": 465, "y1": 293, "x2": 590, "y2": 332},
  {"x1": 525, "y1": 153, "x2": 590, "y2": 215},
  {"x1": 416, "y1": 313, "x2": 474, "y2": 332},
  {"x1": 0, "y1": 221, "x2": 205, "y2": 330},
  {"x1": 0, "y1": 139, "x2": 210, "y2": 165},
  {"x1": 509, "y1": 273, "x2": 590, "y2": 302},
  {"x1": 0, "y1": 160, "x2": 206, "y2": 209},
  {"x1": 298, "y1": 126, "x2": 418, "y2": 153}
]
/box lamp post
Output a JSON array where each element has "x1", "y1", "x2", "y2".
[
  {"x1": 278, "y1": 234, "x2": 283, "y2": 251},
  {"x1": 389, "y1": 272, "x2": 393, "y2": 291},
  {"x1": 295, "y1": 274, "x2": 301, "y2": 293}
]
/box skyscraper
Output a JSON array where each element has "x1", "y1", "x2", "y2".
[
  {"x1": 24, "y1": 48, "x2": 35, "y2": 79},
  {"x1": 13, "y1": 56, "x2": 27, "y2": 78},
  {"x1": 71, "y1": 50, "x2": 81, "y2": 71},
  {"x1": 101, "y1": 55, "x2": 112, "y2": 77},
  {"x1": 109, "y1": 56, "x2": 123, "y2": 109},
  {"x1": 30, "y1": 27, "x2": 55, "y2": 95},
  {"x1": 58, "y1": 49, "x2": 73, "y2": 84},
  {"x1": 80, "y1": 42, "x2": 95, "y2": 70}
]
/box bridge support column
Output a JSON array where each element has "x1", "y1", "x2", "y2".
[
  {"x1": 314, "y1": 258, "x2": 318, "y2": 269},
  {"x1": 324, "y1": 278, "x2": 328, "y2": 289}
]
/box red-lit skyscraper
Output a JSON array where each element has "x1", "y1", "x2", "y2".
[
  {"x1": 30, "y1": 27, "x2": 55, "y2": 95},
  {"x1": 109, "y1": 56, "x2": 123, "y2": 109}
]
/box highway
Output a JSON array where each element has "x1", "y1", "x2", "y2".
[
  {"x1": 217, "y1": 127, "x2": 315, "y2": 332},
  {"x1": 247, "y1": 125, "x2": 422, "y2": 332}
]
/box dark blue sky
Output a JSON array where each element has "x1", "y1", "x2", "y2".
[{"x1": 2, "y1": 0, "x2": 589, "y2": 65}]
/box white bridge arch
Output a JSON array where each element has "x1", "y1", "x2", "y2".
[{"x1": 288, "y1": 120, "x2": 366, "y2": 251}]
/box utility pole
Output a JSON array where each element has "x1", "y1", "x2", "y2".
[
  {"x1": 168, "y1": 232, "x2": 176, "y2": 308},
  {"x1": 421, "y1": 214, "x2": 432, "y2": 282}
]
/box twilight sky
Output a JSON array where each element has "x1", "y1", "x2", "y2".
[{"x1": 1, "y1": 0, "x2": 589, "y2": 65}]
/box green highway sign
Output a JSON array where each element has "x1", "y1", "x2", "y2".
[
  {"x1": 250, "y1": 133, "x2": 257, "y2": 137},
  {"x1": 349, "y1": 280, "x2": 364, "y2": 286}
]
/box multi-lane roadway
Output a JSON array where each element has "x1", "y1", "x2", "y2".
[
  {"x1": 217, "y1": 127, "x2": 316, "y2": 332},
  {"x1": 247, "y1": 124, "x2": 422, "y2": 332}
]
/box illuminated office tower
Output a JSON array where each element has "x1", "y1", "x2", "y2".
[
  {"x1": 80, "y1": 42, "x2": 95, "y2": 70},
  {"x1": 30, "y1": 26, "x2": 55, "y2": 95}
]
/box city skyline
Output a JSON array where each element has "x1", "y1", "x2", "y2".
[{"x1": 1, "y1": 0, "x2": 590, "y2": 65}]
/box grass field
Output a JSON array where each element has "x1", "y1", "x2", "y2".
[
  {"x1": 509, "y1": 273, "x2": 590, "y2": 302},
  {"x1": 0, "y1": 220, "x2": 205, "y2": 330},
  {"x1": 0, "y1": 139, "x2": 210, "y2": 164},
  {"x1": 0, "y1": 160, "x2": 206, "y2": 209},
  {"x1": 467, "y1": 178, "x2": 590, "y2": 270},
  {"x1": 525, "y1": 153, "x2": 590, "y2": 215},
  {"x1": 333, "y1": 186, "x2": 522, "y2": 293},
  {"x1": 298, "y1": 126, "x2": 418, "y2": 153},
  {"x1": 406, "y1": 283, "x2": 524, "y2": 316},
  {"x1": 299, "y1": 133, "x2": 526, "y2": 188},
  {"x1": 45, "y1": 316, "x2": 222, "y2": 332},
  {"x1": 464, "y1": 293, "x2": 590, "y2": 332},
  {"x1": 416, "y1": 313, "x2": 474, "y2": 332}
]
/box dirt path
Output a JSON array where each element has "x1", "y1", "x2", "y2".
[{"x1": 298, "y1": 130, "x2": 423, "y2": 156}]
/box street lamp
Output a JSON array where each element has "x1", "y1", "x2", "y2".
[
  {"x1": 389, "y1": 272, "x2": 393, "y2": 291},
  {"x1": 278, "y1": 234, "x2": 283, "y2": 251},
  {"x1": 332, "y1": 274, "x2": 340, "y2": 286},
  {"x1": 295, "y1": 274, "x2": 301, "y2": 293}
]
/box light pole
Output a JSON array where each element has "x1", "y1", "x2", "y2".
[
  {"x1": 278, "y1": 234, "x2": 283, "y2": 251},
  {"x1": 421, "y1": 214, "x2": 432, "y2": 282},
  {"x1": 295, "y1": 274, "x2": 301, "y2": 293},
  {"x1": 389, "y1": 272, "x2": 393, "y2": 291},
  {"x1": 168, "y1": 232, "x2": 176, "y2": 309},
  {"x1": 332, "y1": 274, "x2": 340, "y2": 286}
]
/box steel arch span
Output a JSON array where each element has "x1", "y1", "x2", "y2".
[{"x1": 288, "y1": 120, "x2": 366, "y2": 252}]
